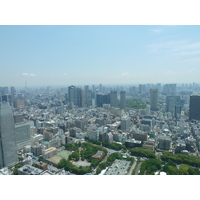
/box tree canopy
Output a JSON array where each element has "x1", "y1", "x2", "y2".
[{"x1": 130, "y1": 147, "x2": 155, "y2": 158}]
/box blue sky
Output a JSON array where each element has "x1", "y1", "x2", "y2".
[{"x1": 0, "y1": 25, "x2": 200, "y2": 87}]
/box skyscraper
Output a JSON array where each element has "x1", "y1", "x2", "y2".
[
  {"x1": 0, "y1": 102, "x2": 18, "y2": 167},
  {"x1": 189, "y1": 95, "x2": 200, "y2": 120},
  {"x1": 166, "y1": 96, "x2": 181, "y2": 115},
  {"x1": 139, "y1": 84, "x2": 145, "y2": 94},
  {"x1": 74, "y1": 87, "x2": 83, "y2": 107},
  {"x1": 110, "y1": 90, "x2": 118, "y2": 108},
  {"x1": 163, "y1": 84, "x2": 176, "y2": 95},
  {"x1": 10, "y1": 86, "x2": 16, "y2": 106},
  {"x1": 150, "y1": 88, "x2": 158, "y2": 111},
  {"x1": 68, "y1": 85, "x2": 76, "y2": 105},
  {"x1": 120, "y1": 90, "x2": 126, "y2": 109}
]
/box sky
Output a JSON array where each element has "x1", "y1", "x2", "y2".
[{"x1": 0, "y1": 25, "x2": 200, "y2": 87}]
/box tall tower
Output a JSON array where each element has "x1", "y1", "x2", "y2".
[
  {"x1": 10, "y1": 86, "x2": 16, "y2": 106},
  {"x1": 150, "y1": 88, "x2": 158, "y2": 111},
  {"x1": 75, "y1": 87, "x2": 83, "y2": 107},
  {"x1": 120, "y1": 90, "x2": 126, "y2": 109},
  {"x1": 166, "y1": 96, "x2": 181, "y2": 115},
  {"x1": 0, "y1": 102, "x2": 18, "y2": 167},
  {"x1": 163, "y1": 84, "x2": 176, "y2": 95},
  {"x1": 68, "y1": 85, "x2": 76, "y2": 105},
  {"x1": 110, "y1": 90, "x2": 118, "y2": 108},
  {"x1": 189, "y1": 95, "x2": 200, "y2": 120}
]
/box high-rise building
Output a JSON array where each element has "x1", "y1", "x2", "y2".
[
  {"x1": 64, "y1": 93, "x2": 68, "y2": 104},
  {"x1": 68, "y1": 85, "x2": 76, "y2": 106},
  {"x1": 120, "y1": 90, "x2": 126, "y2": 109},
  {"x1": 157, "y1": 136, "x2": 171, "y2": 150},
  {"x1": 110, "y1": 90, "x2": 118, "y2": 108},
  {"x1": 96, "y1": 94, "x2": 104, "y2": 107},
  {"x1": 15, "y1": 115, "x2": 31, "y2": 150},
  {"x1": 84, "y1": 85, "x2": 89, "y2": 106},
  {"x1": 139, "y1": 84, "x2": 145, "y2": 94},
  {"x1": 96, "y1": 93, "x2": 110, "y2": 107},
  {"x1": 121, "y1": 116, "x2": 131, "y2": 130},
  {"x1": 163, "y1": 84, "x2": 176, "y2": 95},
  {"x1": 2, "y1": 87, "x2": 9, "y2": 95},
  {"x1": 10, "y1": 86, "x2": 16, "y2": 106},
  {"x1": 74, "y1": 87, "x2": 82, "y2": 107},
  {"x1": 189, "y1": 95, "x2": 200, "y2": 120},
  {"x1": 166, "y1": 96, "x2": 181, "y2": 115},
  {"x1": 0, "y1": 102, "x2": 18, "y2": 167},
  {"x1": 150, "y1": 88, "x2": 158, "y2": 111}
]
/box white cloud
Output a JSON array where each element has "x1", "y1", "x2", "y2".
[
  {"x1": 173, "y1": 50, "x2": 200, "y2": 56},
  {"x1": 22, "y1": 73, "x2": 36, "y2": 77},
  {"x1": 148, "y1": 39, "x2": 200, "y2": 64},
  {"x1": 151, "y1": 28, "x2": 162, "y2": 34},
  {"x1": 122, "y1": 72, "x2": 130, "y2": 77}
]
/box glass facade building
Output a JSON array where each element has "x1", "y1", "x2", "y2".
[{"x1": 0, "y1": 102, "x2": 18, "y2": 167}]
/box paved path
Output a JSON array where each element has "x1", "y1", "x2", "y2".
[
  {"x1": 127, "y1": 159, "x2": 137, "y2": 175},
  {"x1": 134, "y1": 162, "x2": 142, "y2": 175}
]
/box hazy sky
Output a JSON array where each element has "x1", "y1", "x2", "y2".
[{"x1": 0, "y1": 25, "x2": 200, "y2": 87}]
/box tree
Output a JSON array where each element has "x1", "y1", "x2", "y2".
[
  {"x1": 130, "y1": 147, "x2": 155, "y2": 158},
  {"x1": 58, "y1": 159, "x2": 68, "y2": 169},
  {"x1": 178, "y1": 164, "x2": 190, "y2": 175},
  {"x1": 96, "y1": 167, "x2": 102, "y2": 175},
  {"x1": 188, "y1": 167, "x2": 200, "y2": 175},
  {"x1": 13, "y1": 168, "x2": 18, "y2": 175}
]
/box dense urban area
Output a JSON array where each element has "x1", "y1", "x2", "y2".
[{"x1": 1, "y1": 83, "x2": 200, "y2": 175}]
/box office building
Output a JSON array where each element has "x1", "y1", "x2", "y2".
[
  {"x1": 110, "y1": 90, "x2": 118, "y2": 108},
  {"x1": 74, "y1": 87, "x2": 83, "y2": 107},
  {"x1": 132, "y1": 132, "x2": 148, "y2": 141},
  {"x1": 31, "y1": 144, "x2": 42, "y2": 156},
  {"x1": 75, "y1": 118, "x2": 87, "y2": 131},
  {"x1": 163, "y1": 84, "x2": 176, "y2": 95},
  {"x1": 0, "y1": 102, "x2": 18, "y2": 167},
  {"x1": 121, "y1": 116, "x2": 131, "y2": 130},
  {"x1": 139, "y1": 84, "x2": 145, "y2": 94},
  {"x1": 10, "y1": 86, "x2": 16, "y2": 106},
  {"x1": 189, "y1": 95, "x2": 200, "y2": 120},
  {"x1": 150, "y1": 88, "x2": 158, "y2": 111},
  {"x1": 96, "y1": 93, "x2": 110, "y2": 107},
  {"x1": 120, "y1": 90, "x2": 126, "y2": 109},
  {"x1": 15, "y1": 122, "x2": 31, "y2": 150},
  {"x1": 68, "y1": 85, "x2": 76, "y2": 105},
  {"x1": 42, "y1": 147, "x2": 58, "y2": 159},
  {"x1": 87, "y1": 125, "x2": 99, "y2": 141},
  {"x1": 157, "y1": 136, "x2": 171, "y2": 150},
  {"x1": 166, "y1": 96, "x2": 181, "y2": 115},
  {"x1": 18, "y1": 164, "x2": 43, "y2": 175}
]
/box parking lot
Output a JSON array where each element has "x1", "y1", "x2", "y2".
[{"x1": 104, "y1": 159, "x2": 131, "y2": 175}]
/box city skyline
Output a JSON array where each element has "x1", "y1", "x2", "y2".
[{"x1": 0, "y1": 25, "x2": 200, "y2": 87}]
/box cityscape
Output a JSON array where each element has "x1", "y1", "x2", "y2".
[
  {"x1": 1, "y1": 25, "x2": 200, "y2": 177},
  {"x1": 1, "y1": 82, "x2": 200, "y2": 175}
]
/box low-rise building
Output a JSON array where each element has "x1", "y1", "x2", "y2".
[
  {"x1": 18, "y1": 164, "x2": 43, "y2": 175},
  {"x1": 42, "y1": 147, "x2": 58, "y2": 159}
]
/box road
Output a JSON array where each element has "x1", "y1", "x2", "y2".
[
  {"x1": 134, "y1": 161, "x2": 142, "y2": 175},
  {"x1": 127, "y1": 158, "x2": 137, "y2": 175}
]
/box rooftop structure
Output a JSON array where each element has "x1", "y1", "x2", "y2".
[{"x1": 18, "y1": 164, "x2": 43, "y2": 175}]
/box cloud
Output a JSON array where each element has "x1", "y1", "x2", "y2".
[
  {"x1": 122, "y1": 72, "x2": 130, "y2": 77},
  {"x1": 173, "y1": 50, "x2": 200, "y2": 56},
  {"x1": 63, "y1": 73, "x2": 67, "y2": 76},
  {"x1": 148, "y1": 39, "x2": 200, "y2": 64},
  {"x1": 22, "y1": 73, "x2": 36, "y2": 77},
  {"x1": 151, "y1": 28, "x2": 162, "y2": 34}
]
